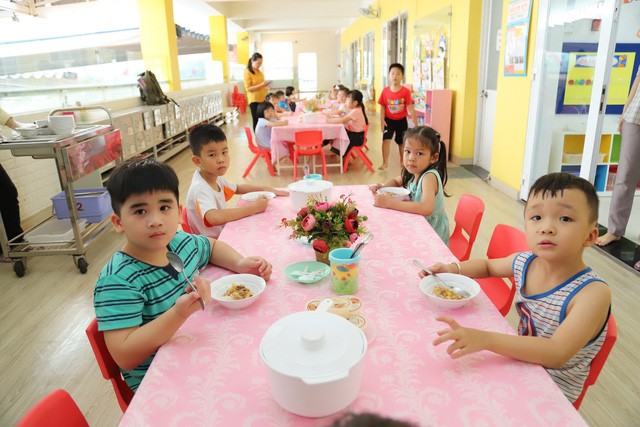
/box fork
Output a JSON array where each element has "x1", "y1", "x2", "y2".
[{"x1": 412, "y1": 259, "x2": 471, "y2": 298}]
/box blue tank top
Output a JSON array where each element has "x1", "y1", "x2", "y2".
[{"x1": 407, "y1": 169, "x2": 449, "y2": 245}]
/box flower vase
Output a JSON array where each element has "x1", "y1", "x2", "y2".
[{"x1": 315, "y1": 250, "x2": 330, "y2": 265}]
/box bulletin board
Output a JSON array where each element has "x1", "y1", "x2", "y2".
[{"x1": 555, "y1": 42, "x2": 640, "y2": 114}]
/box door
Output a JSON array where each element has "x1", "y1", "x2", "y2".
[
  {"x1": 522, "y1": 0, "x2": 621, "y2": 198},
  {"x1": 475, "y1": 0, "x2": 503, "y2": 172},
  {"x1": 381, "y1": 22, "x2": 389, "y2": 87}
]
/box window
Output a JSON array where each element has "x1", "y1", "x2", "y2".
[
  {"x1": 297, "y1": 52, "x2": 317, "y2": 93},
  {"x1": 262, "y1": 42, "x2": 293, "y2": 80}
]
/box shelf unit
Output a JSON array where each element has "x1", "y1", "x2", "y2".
[
  {"x1": 413, "y1": 89, "x2": 452, "y2": 155},
  {"x1": 556, "y1": 132, "x2": 640, "y2": 194}
]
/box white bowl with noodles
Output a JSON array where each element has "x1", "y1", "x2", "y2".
[
  {"x1": 211, "y1": 274, "x2": 266, "y2": 309},
  {"x1": 376, "y1": 187, "x2": 410, "y2": 200},
  {"x1": 419, "y1": 273, "x2": 481, "y2": 310}
]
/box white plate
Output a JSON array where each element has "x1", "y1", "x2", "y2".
[
  {"x1": 241, "y1": 191, "x2": 276, "y2": 201},
  {"x1": 376, "y1": 187, "x2": 411, "y2": 200}
]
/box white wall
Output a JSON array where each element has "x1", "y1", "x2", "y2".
[{"x1": 259, "y1": 31, "x2": 340, "y2": 92}]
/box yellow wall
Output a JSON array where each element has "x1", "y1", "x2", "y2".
[
  {"x1": 209, "y1": 16, "x2": 229, "y2": 82},
  {"x1": 340, "y1": 0, "x2": 483, "y2": 162},
  {"x1": 490, "y1": 1, "x2": 538, "y2": 192}
]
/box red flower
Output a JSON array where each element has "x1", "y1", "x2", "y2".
[
  {"x1": 297, "y1": 207, "x2": 308, "y2": 218},
  {"x1": 315, "y1": 202, "x2": 331, "y2": 211},
  {"x1": 312, "y1": 239, "x2": 329, "y2": 253},
  {"x1": 345, "y1": 218, "x2": 357, "y2": 233},
  {"x1": 302, "y1": 214, "x2": 316, "y2": 232}
]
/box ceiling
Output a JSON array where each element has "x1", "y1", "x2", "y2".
[{"x1": 206, "y1": 0, "x2": 372, "y2": 34}]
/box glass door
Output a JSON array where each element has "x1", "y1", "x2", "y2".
[{"x1": 522, "y1": 0, "x2": 622, "y2": 198}]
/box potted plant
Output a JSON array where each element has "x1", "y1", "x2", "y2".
[{"x1": 280, "y1": 194, "x2": 368, "y2": 264}]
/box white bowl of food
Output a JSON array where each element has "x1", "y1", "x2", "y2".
[
  {"x1": 16, "y1": 127, "x2": 41, "y2": 138},
  {"x1": 211, "y1": 274, "x2": 266, "y2": 309},
  {"x1": 419, "y1": 273, "x2": 481, "y2": 309},
  {"x1": 376, "y1": 187, "x2": 411, "y2": 200}
]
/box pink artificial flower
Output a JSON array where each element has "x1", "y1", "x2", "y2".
[
  {"x1": 315, "y1": 202, "x2": 331, "y2": 211},
  {"x1": 297, "y1": 207, "x2": 308, "y2": 218},
  {"x1": 302, "y1": 214, "x2": 316, "y2": 232},
  {"x1": 349, "y1": 233, "x2": 359, "y2": 243},
  {"x1": 312, "y1": 239, "x2": 329, "y2": 253}
]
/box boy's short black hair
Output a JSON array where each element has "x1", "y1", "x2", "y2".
[
  {"x1": 188, "y1": 124, "x2": 226, "y2": 156},
  {"x1": 274, "y1": 90, "x2": 285, "y2": 98},
  {"x1": 389, "y1": 63, "x2": 405, "y2": 75},
  {"x1": 257, "y1": 101, "x2": 274, "y2": 118},
  {"x1": 265, "y1": 93, "x2": 273, "y2": 102},
  {"x1": 527, "y1": 172, "x2": 599, "y2": 223},
  {"x1": 285, "y1": 86, "x2": 295, "y2": 96},
  {"x1": 106, "y1": 158, "x2": 179, "y2": 216}
]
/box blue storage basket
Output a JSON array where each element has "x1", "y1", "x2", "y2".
[{"x1": 51, "y1": 188, "x2": 112, "y2": 223}]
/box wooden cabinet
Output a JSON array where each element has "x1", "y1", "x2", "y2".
[{"x1": 413, "y1": 89, "x2": 452, "y2": 156}]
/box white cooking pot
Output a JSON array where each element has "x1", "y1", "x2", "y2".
[
  {"x1": 287, "y1": 179, "x2": 333, "y2": 211},
  {"x1": 260, "y1": 299, "x2": 367, "y2": 418}
]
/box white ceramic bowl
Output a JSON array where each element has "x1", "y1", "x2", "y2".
[
  {"x1": 377, "y1": 187, "x2": 411, "y2": 200},
  {"x1": 287, "y1": 179, "x2": 333, "y2": 211},
  {"x1": 419, "y1": 273, "x2": 481, "y2": 309},
  {"x1": 49, "y1": 115, "x2": 76, "y2": 135},
  {"x1": 16, "y1": 127, "x2": 40, "y2": 138},
  {"x1": 211, "y1": 274, "x2": 266, "y2": 309}
]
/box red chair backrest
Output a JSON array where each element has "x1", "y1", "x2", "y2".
[
  {"x1": 17, "y1": 389, "x2": 88, "y2": 427},
  {"x1": 294, "y1": 130, "x2": 324, "y2": 155},
  {"x1": 244, "y1": 127, "x2": 259, "y2": 154},
  {"x1": 449, "y1": 194, "x2": 485, "y2": 261},
  {"x1": 573, "y1": 314, "x2": 617, "y2": 409},
  {"x1": 487, "y1": 224, "x2": 528, "y2": 259},
  {"x1": 180, "y1": 204, "x2": 192, "y2": 233},
  {"x1": 364, "y1": 124, "x2": 369, "y2": 144},
  {"x1": 85, "y1": 318, "x2": 134, "y2": 412}
]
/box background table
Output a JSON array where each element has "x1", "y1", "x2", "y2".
[
  {"x1": 120, "y1": 185, "x2": 585, "y2": 426},
  {"x1": 270, "y1": 112, "x2": 349, "y2": 176}
]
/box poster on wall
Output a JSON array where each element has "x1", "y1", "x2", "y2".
[
  {"x1": 555, "y1": 42, "x2": 640, "y2": 114},
  {"x1": 503, "y1": 0, "x2": 532, "y2": 76}
]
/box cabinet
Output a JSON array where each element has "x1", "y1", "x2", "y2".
[
  {"x1": 413, "y1": 89, "x2": 452, "y2": 156},
  {"x1": 556, "y1": 132, "x2": 640, "y2": 193}
]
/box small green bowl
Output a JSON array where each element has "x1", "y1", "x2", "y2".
[{"x1": 285, "y1": 261, "x2": 330, "y2": 284}]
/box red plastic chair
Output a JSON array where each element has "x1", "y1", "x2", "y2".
[
  {"x1": 475, "y1": 224, "x2": 529, "y2": 317},
  {"x1": 343, "y1": 124, "x2": 374, "y2": 173},
  {"x1": 449, "y1": 194, "x2": 485, "y2": 261},
  {"x1": 86, "y1": 318, "x2": 134, "y2": 412},
  {"x1": 573, "y1": 314, "x2": 617, "y2": 409},
  {"x1": 293, "y1": 130, "x2": 327, "y2": 181},
  {"x1": 180, "y1": 204, "x2": 192, "y2": 233},
  {"x1": 242, "y1": 127, "x2": 276, "y2": 178},
  {"x1": 17, "y1": 389, "x2": 88, "y2": 427}
]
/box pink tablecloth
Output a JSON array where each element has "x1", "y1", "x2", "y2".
[
  {"x1": 120, "y1": 186, "x2": 585, "y2": 427},
  {"x1": 270, "y1": 113, "x2": 349, "y2": 171}
]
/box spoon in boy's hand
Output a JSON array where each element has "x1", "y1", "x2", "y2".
[
  {"x1": 167, "y1": 252, "x2": 205, "y2": 310},
  {"x1": 412, "y1": 259, "x2": 471, "y2": 298}
]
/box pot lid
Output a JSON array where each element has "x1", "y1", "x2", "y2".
[
  {"x1": 287, "y1": 180, "x2": 333, "y2": 193},
  {"x1": 260, "y1": 311, "x2": 366, "y2": 381}
]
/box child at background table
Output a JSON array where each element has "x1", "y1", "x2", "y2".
[
  {"x1": 255, "y1": 102, "x2": 287, "y2": 150},
  {"x1": 93, "y1": 158, "x2": 273, "y2": 392},
  {"x1": 275, "y1": 90, "x2": 290, "y2": 112},
  {"x1": 186, "y1": 124, "x2": 287, "y2": 239},
  {"x1": 327, "y1": 89, "x2": 368, "y2": 159},
  {"x1": 369, "y1": 126, "x2": 450, "y2": 244},
  {"x1": 285, "y1": 86, "x2": 303, "y2": 112},
  {"x1": 423, "y1": 172, "x2": 611, "y2": 404},
  {"x1": 378, "y1": 63, "x2": 417, "y2": 170},
  {"x1": 324, "y1": 86, "x2": 349, "y2": 117}
]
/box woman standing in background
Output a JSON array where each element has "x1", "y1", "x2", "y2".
[
  {"x1": 0, "y1": 108, "x2": 24, "y2": 261},
  {"x1": 243, "y1": 53, "x2": 271, "y2": 131}
]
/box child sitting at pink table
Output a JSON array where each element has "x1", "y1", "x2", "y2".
[
  {"x1": 255, "y1": 102, "x2": 288, "y2": 152},
  {"x1": 326, "y1": 89, "x2": 368, "y2": 159},
  {"x1": 423, "y1": 172, "x2": 612, "y2": 405}
]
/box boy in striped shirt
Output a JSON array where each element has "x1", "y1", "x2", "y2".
[
  {"x1": 94, "y1": 158, "x2": 272, "y2": 392},
  {"x1": 422, "y1": 172, "x2": 611, "y2": 403}
]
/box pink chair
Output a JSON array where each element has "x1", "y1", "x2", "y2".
[
  {"x1": 17, "y1": 389, "x2": 88, "y2": 427},
  {"x1": 573, "y1": 314, "x2": 617, "y2": 409},
  {"x1": 86, "y1": 318, "x2": 134, "y2": 412},
  {"x1": 475, "y1": 224, "x2": 529, "y2": 317},
  {"x1": 180, "y1": 204, "x2": 192, "y2": 233},
  {"x1": 343, "y1": 124, "x2": 374, "y2": 173},
  {"x1": 242, "y1": 127, "x2": 276, "y2": 178},
  {"x1": 293, "y1": 130, "x2": 327, "y2": 181},
  {"x1": 449, "y1": 194, "x2": 485, "y2": 261}
]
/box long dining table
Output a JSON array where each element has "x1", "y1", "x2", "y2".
[
  {"x1": 270, "y1": 111, "x2": 350, "y2": 176},
  {"x1": 119, "y1": 185, "x2": 585, "y2": 426}
]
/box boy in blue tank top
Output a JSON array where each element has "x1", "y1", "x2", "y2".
[
  {"x1": 93, "y1": 159, "x2": 272, "y2": 392},
  {"x1": 421, "y1": 172, "x2": 612, "y2": 404}
]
